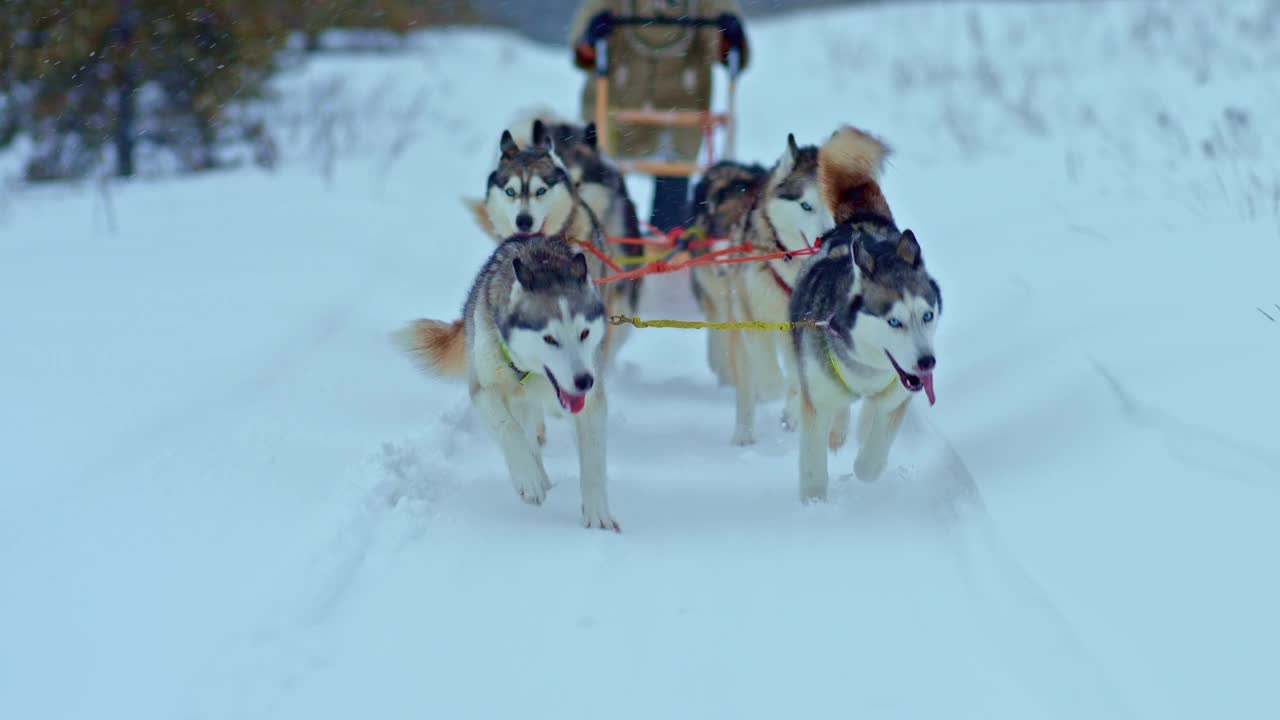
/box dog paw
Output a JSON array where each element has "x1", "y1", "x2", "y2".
[
  {"x1": 828, "y1": 427, "x2": 848, "y2": 451},
  {"x1": 853, "y1": 452, "x2": 887, "y2": 483},
  {"x1": 514, "y1": 472, "x2": 550, "y2": 505},
  {"x1": 799, "y1": 480, "x2": 828, "y2": 504},
  {"x1": 782, "y1": 393, "x2": 801, "y2": 432},
  {"x1": 582, "y1": 502, "x2": 621, "y2": 532},
  {"x1": 730, "y1": 428, "x2": 755, "y2": 446}
]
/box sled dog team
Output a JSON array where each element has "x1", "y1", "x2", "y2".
[{"x1": 398, "y1": 117, "x2": 943, "y2": 531}]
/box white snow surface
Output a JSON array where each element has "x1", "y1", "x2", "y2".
[{"x1": 3, "y1": 2, "x2": 1279, "y2": 718}]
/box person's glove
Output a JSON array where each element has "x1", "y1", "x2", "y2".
[
  {"x1": 717, "y1": 13, "x2": 746, "y2": 60},
  {"x1": 574, "y1": 10, "x2": 614, "y2": 69},
  {"x1": 582, "y1": 11, "x2": 614, "y2": 47}
]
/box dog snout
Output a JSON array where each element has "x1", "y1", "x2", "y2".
[
  {"x1": 917, "y1": 354, "x2": 936, "y2": 372},
  {"x1": 515, "y1": 213, "x2": 533, "y2": 232},
  {"x1": 573, "y1": 373, "x2": 594, "y2": 392}
]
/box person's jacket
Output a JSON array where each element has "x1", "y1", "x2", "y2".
[{"x1": 568, "y1": 0, "x2": 749, "y2": 162}]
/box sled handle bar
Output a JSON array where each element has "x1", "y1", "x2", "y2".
[
  {"x1": 610, "y1": 17, "x2": 722, "y2": 28},
  {"x1": 593, "y1": 18, "x2": 742, "y2": 80},
  {"x1": 591, "y1": 16, "x2": 741, "y2": 158}
]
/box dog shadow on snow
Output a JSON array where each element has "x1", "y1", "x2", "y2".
[
  {"x1": 824, "y1": 410, "x2": 989, "y2": 533},
  {"x1": 376, "y1": 374, "x2": 994, "y2": 537},
  {"x1": 609, "y1": 405, "x2": 993, "y2": 537}
]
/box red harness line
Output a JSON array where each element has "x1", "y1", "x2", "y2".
[
  {"x1": 599, "y1": 224, "x2": 699, "y2": 248},
  {"x1": 587, "y1": 224, "x2": 730, "y2": 276},
  {"x1": 591, "y1": 240, "x2": 822, "y2": 286},
  {"x1": 767, "y1": 264, "x2": 794, "y2": 297},
  {"x1": 761, "y1": 231, "x2": 824, "y2": 297},
  {"x1": 602, "y1": 224, "x2": 734, "y2": 251},
  {"x1": 585, "y1": 219, "x2": 826, "y2": 287},
  {"x1": 580, "y1": 240, "x2": 626, "y2": 275}
]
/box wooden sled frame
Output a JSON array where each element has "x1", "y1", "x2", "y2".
[{"x1": 592, "y1": 16, "x2": 742, "y2": 179}]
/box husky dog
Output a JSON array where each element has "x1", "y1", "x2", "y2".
[
  {"x1": 538, "y1": 119, "x2": 647, "y2": 358},
  {"x1": 789, "y1": 126, "x2": 942, "y2": 502},
  {"x1": 470, "y1": 124, "x2": 594, "y2": 242},
  {"x1": 396, "y1": 234, "x2": 618, "y2": 530},
  {"x1": 465, "y1": 122, "x2": 636, "y2": 365},
  {"x1": 723, "y1": 134, "x2": 835, "y2": 446},
  {"x1": 543, "y1": 120, "x2": 643, "y2": 245},
  {"x1": 687, "y1": 160, "x2": 769, "y2": 385}
]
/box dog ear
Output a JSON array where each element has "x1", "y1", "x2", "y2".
[
  {"x1": 583, "y1": 122, "x2": 598, "y2": 149},
  {"x1": 851, "y1": 239, "x2": 876, "y2": 277},
  {"x1": 512, "y1": 257, "x2": 536, "y2": 289},
  {"x1": 569, "y1": 252, "x2": 590, "y2": 283},
  {"x1": 896, "y1": 229, "x2": 922, "y2": 268},
  {"x1": 775, "y1": 133, "x2": 799, "y2": 175},
  {"x1": 500, "y1": 130, "x2": 519, "y2": 159},
  {"x1": 531, "y1": 119, "x2": 552, "y2": 151}
]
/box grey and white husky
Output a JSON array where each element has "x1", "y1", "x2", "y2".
[
  {"x1": 789, "y1": 126, "x2": 942, "y2": 502},
  {"x1": 464, "y1": 121, "x2": 638, "y2": 366},
  {"x1": 723, "y1": 134, "x2": 834, "y2": 446},
  {"x1": 469, "y1": 123, "x2": 589, "y2": 242},
  {"x1": 396, "y1": 234, "x2": 619, "y2": 531},
  {"x1": 535, "y1": 118, "x2": 646, "y2": 359},
  {"x1": 687, "y1": 160, "x2": 769, "y2": 386}
]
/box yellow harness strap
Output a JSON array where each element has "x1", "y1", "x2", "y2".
[
  {"x1": 828, "y1": 350, "x2": 852, "y2": 393},
  {"x1": 499, "y1": 340, "x2": 533, "y2": 385},
  {"x1": 609, "y1": 315, "x2": 824, "y2": 332},
  {"x1": 616, "y1": 253, "x2": 676, "y2": 266},
  {"x1": 828, "y1": 350, "x2": 898, "y2": 397},
  {"x1": 682, "y1": 225, "x2": 707, "y2": 242}
]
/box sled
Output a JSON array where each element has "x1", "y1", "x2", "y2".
[{"x1": 591, "y1": 16, "x2": 741, "y2": 180}]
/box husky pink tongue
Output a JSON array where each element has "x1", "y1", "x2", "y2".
[
  {"x1": 920, "y1": 373, "x2": 936, "y2": 406},
  {"x1": 558, "y1": 389, "x2": 587, "y2": 414}
]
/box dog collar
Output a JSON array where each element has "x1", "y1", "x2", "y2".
[
  {"x1": 766, "y1": 263, "x2": 793, "y2": 297},
  {"x1": 827, "y1": 349, "x2": 897, "y2": 397},
  {"x1": 498, "y1": 339, "x2": 533, "y2": 385},
  {"x1": 827, "y1": 350, "x2": 853, "y2": 393}
]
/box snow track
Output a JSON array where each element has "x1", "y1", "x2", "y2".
[{"x1": 3, "y1": 3, "x2": 1278, "y2": 718}]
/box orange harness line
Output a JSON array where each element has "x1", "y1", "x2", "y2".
[
  {"x1": 603, "y1": 236, "x2": 684, "y2": 248},
  {"x1": 601, "y1": 223, "x2": 722, "y2": 249},
  {"x1": 592, "y1": 242, "x2": 821, "y2": 285},
  {"x1": 604, "y1": 234, "x2": 725, "y2": 250},
  {"x1": 580, "y1": 239, "x2": 626, "y2": 275},
  {"x1": 584, "y1": 224, "x2": 825, "y2": 286}
]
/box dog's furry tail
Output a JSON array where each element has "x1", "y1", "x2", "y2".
[
  {"x1": 818, "y1": 126, "x2": 894, "y2": 225},
  {"x1": 461, "y1": 197, "x2": 500, "y2": 242},
  {"x1": 394, "y1": 319, "x2": 468, "y2": 378}
]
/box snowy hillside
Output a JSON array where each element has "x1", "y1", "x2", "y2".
[{"x1": 2, "y1": 2, "x2": 1278, "y2": 719}]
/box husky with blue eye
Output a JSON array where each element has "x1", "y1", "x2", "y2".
[
  {"x1": 474, "y1": 122, "x2": 588, "y2": 242},
  {"x1": 789, "y1": 126, "x2": 942, "y2": 503},
  {"x1": 687, "y1": 160, "x2": 770, "y2": 387},
  {"x1": 464, "y1": 120, "x2": 640, "y2": 368},
  {"x1": 396, "y1": 234, "x2": 619, "y2": 531},
  {"x1": 722, "y1": 134, "x2": 835, "y2": 446}
]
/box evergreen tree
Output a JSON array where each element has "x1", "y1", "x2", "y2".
[{"x1": 1, "y1": 0, "x2": 482, "y2": 180}]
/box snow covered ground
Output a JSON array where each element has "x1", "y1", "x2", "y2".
[{"x1": 3, "y1": 2, "x2": 1278, "y2": 718}]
